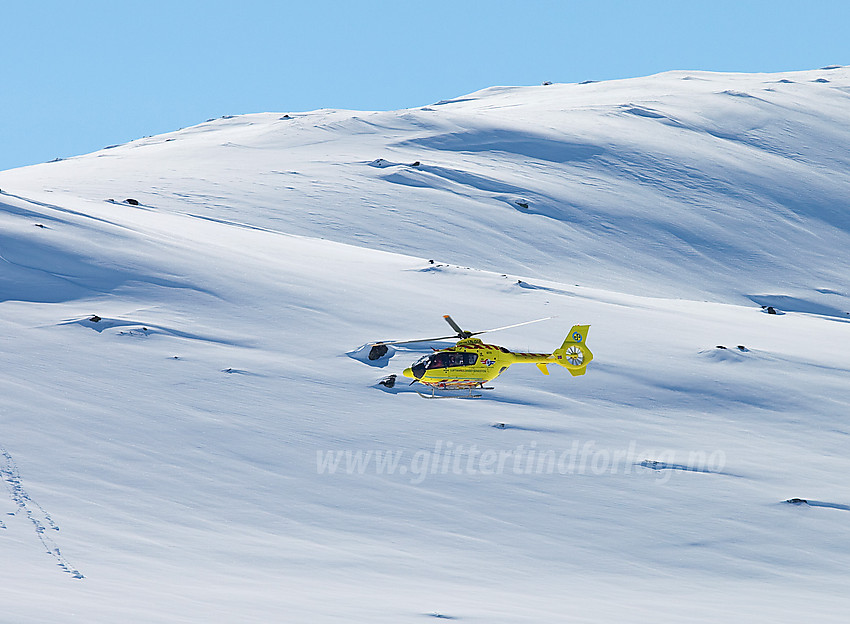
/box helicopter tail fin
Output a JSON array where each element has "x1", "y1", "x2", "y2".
[{"x1": 552, "y1": 325, "x2": 593, "y2": 376}]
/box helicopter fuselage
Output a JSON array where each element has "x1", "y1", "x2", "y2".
[{"x1": 401, "y1": 330, "x2": 591, "y2": 390}]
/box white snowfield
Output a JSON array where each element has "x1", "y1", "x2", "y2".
[{"x1": 1, "y1": 67, "x2": 849, "y2": 622}]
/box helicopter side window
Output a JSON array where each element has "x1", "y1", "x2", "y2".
[
  {"x1": 427, "y1": 352, "x2": 478, "y2": 368},
  {"x1": 457, "y1": 352, "x2": 478, "y2": 366},
  {"x1": 426, "y1": 353, "x2": 448, "y2": 369}
]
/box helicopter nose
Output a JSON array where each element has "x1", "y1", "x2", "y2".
[{"x1": 404, "y1": 363, "x2": 426, "y2": 379}]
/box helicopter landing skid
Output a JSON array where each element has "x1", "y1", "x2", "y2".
[
  {"x1": 416, "y1": 390, "x2": 481, "y2": 399},
  {"x1": 415, "y1": 385, "x2": 493, "y2": 399}
]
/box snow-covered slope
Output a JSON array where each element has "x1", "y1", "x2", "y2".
[
  {"x1": 5, "y1": 66, "x2": 850, "y2": 305},
  {"x1": 1, "y1": 68, "x2": 849, "y2": 623}
]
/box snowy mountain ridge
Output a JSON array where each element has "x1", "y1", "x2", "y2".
[
  {"x1": 0, "y1": 67, "x2": 849, "y2": 623},
  {"x1": 5, "y1": 66, "x2": 850, "y2": 304}
]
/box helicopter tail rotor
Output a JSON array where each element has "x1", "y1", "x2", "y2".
[{"x1": 552, "y1": 325, "x2": 593, "y2": 376}]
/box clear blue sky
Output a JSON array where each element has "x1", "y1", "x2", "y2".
[{"x1": 2, "y1": 0, "x2": 848, "y2": 172}]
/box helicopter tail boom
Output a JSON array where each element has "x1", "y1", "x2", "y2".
[{"x1": 551, "y1": 325, "x2": 593, "y2": 376}]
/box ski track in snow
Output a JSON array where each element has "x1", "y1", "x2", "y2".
[{"x1": 0, "y1": 447, "x2": 84, "y2": 579}]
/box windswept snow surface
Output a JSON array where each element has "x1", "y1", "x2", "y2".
[{"x1": 1, "y1": 68, "x2": 849, "y2": 622}]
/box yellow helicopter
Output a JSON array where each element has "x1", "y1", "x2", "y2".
[{"x1": 369, "y1": 315, "x2": 592, "y2": 398}]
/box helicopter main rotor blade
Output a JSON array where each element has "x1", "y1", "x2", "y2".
[
  {"x1": 373, "y1": 335, "x2": 459, "y2": 347},
  {"x1": 442, "y1": 314, "x2": 469, "y2": 338},
  {"x1": 470, "y1": 316, "x2": 556, "y2": 335},
  {"x1": 369, "y1": 315, "x2": 555, "y2": 350}
]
